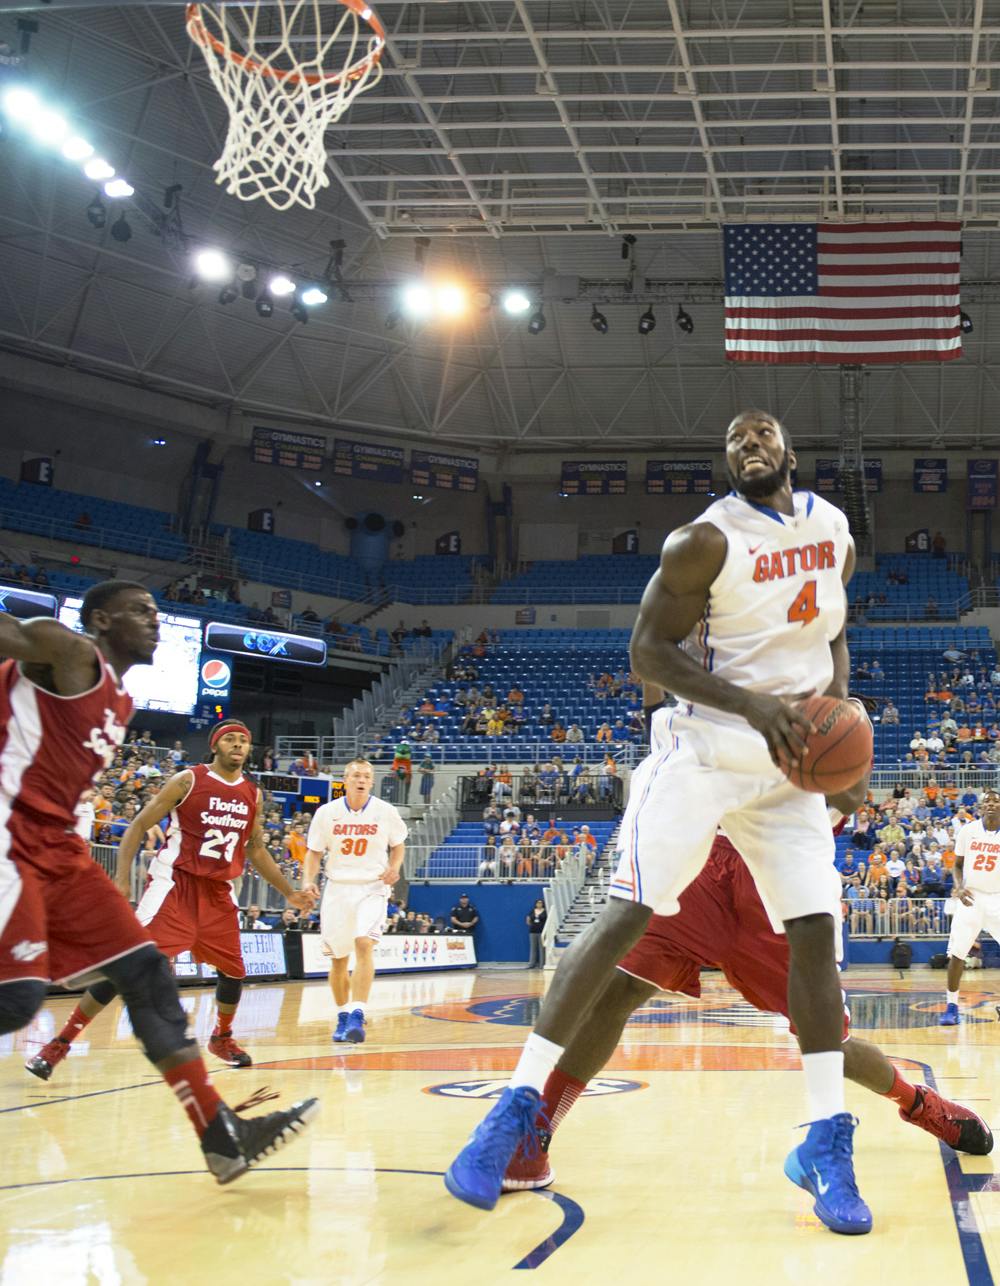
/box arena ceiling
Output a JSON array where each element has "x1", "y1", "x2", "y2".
[{"x1": 2, "y1": 1, "x2": 1000, "y2": 452}]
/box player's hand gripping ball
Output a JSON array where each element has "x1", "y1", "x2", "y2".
[{"x1": 779, "y1": 694, "x2": 873, "y2": 794}]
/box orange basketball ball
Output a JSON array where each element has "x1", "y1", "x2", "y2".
[{"x1": 781, "y1": 694, "x2": 873, "y2": 794}]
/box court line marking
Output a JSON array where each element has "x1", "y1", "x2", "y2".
[
  {"x1": 0, "y1": 1077, "x2": 163, "y2": 1114},
  {"x1": 0, "y1": 1167, "x2": 584, "y2": 1270}
]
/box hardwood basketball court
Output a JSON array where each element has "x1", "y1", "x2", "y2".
[{"x1": 2, "y1": 966, "x2": 998, "y2": 1285}]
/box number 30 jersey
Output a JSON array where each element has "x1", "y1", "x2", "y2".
[
  {"x1": 679, "y1": 490, "x2": 852, "y2": 726},
  {"x1": 307, "y1": 795, "x2": 408, "y2": 885},
  {"x1": 151, "y1": 764, "x2": 259, "y2": 883}
]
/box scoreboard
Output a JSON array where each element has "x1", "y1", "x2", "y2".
[
  {"x1": 333, "y1": 437, "x2": 405, "y2": 483},
  {"x1": 560, "y1": 460, "x2": 627, "y2": 495},
  {"x1": 411, "y1": 450, "x2": 479, "y2": 492},
  {"x1": 251, "y1": 426, "x2": 325, "y2": 471},
  {"x1": 646, "y1": 460, "x2": 713, "y2": 495}
]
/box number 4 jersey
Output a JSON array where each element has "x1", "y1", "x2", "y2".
[
  {"x1": 150, "y1": 763, "x2": 259, "y2": 882},
  {"x1": 680, "y1": 490, "x2": 852, "y2": 726},
  {"x1": 955, "y1": 818, "x2": 1000, "y2": 895},
  {"x1": 307, "y1": 795, "x2": 408, "y2": 885}
]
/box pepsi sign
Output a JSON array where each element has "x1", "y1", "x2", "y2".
[
  {"x1": 199, "y1": 652, "x2": 232, "y2": 701},
  {"x1": 204, "y1": 622, "x2": 327, "y2": 666}
]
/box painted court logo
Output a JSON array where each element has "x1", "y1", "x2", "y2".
[{"x1": 424, "y1": 1077, "x2": 647, "y2": 1099}]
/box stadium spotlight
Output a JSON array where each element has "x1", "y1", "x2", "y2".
[
  {"x1": 502, "y1": 289, "x2": 531, "y2": 316},
  {"x1": 194, "y1": 248, "x2": 232, "y2": 282},
  {"x1": 268, "y1": 273, "x2": 296, "y2": 297},
  {"x1": 29, "y1": 109, "x2": 68, "y2": 146},
  {"x1": 236, "y1": 262, "x2": 258, "y2": 300},
  {"x1": 104, "y1": 178, "x2": 134, "y2": 199},
  {"x1": 2, "y1": 86, "x2": 39, "y2": 121},
  {"x1": 401, "y1": 281, "x2": 433, "y2": 320},
  {"x1": 961, "y1": 310, "x2": 974, "y2": 334},
  {"x1": 218, "y1": 281, "x2": 239, "y2": 305},
  {"x1": 590, "y1": 304, "x2": 609, "y2": 334},
  {"x1": 621, "y1": 233, "x2": 637, "y2": 260},
  {"x1": 676, "y1": 305, "x2": 694, "y2": 334},
  {"x1": 110, "y1": 212, "x2": 132, "y2": 243},
  {"x1": 527, "y1": 305, "x2": 546, "y2": 335},
  {"x1": 638, "y1": 306, "x2": 656, "y2": 336},
  {"x1": 255, "y1": 290, "x2": 275, "y2": 319},
  {"x1": 85, "y1": 191, "x2": 106, "y2": 229},
  {"x1": 62, "y1": 136, "x2": 94, "y2": 162},
  {"x1": 83, "y1": 157, "x2": 115, "y2": 181},
  {"x1": 300, "y1": 285, "x2": 328, "y2": 307},
  {"x1": 436, "y1": 282, "x2": 467, "y2": 319}
]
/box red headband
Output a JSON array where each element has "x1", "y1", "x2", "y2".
[{"x1": 209, "y1": 720, "x2": 252, "y2": 750}]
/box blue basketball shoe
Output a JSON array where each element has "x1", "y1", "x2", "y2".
[
  {"x1": 345, "y1": 1009, "x2": 366, "y2": 1043},
  {"x1": 332, "y1": 1012, "x2": 350, "y2": 1043},
  {"x1": 939, "y1": 1002, "x2": 960, "y2": 1026},
  {"x1": 445, "y1": 1086, "x2": 544, "y2": 1211},
  {"x1": 783, "y1": 1113, "x2": 872, "y2": 1235}
]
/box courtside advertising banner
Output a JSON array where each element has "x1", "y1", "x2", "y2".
[{"x1": 302, "y1": 933, "x2": 476, "y2": 976}]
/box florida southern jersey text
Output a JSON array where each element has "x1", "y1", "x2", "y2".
[{"x1": 681, "y1": 490, "x2": 852, "y2": 722}]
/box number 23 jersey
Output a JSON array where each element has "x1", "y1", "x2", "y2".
[
  {"x1": 153, "y1": 763, "x2": 259, "y2": 882},
  {"x1": 681, "y1": 490, "x2": 852, "y2": 724},
  {"x1": 307, "y1": 795, "x2": 408, "y2": 885}
]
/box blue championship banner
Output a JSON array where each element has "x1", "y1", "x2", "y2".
[
  {"x1": 815, "y1": 458, "x2": 883, "y2": 494},
  {"x1": 251, "y1": 426, "x2": 325, "y2": 471},
  {"x1": 561, "y1": 460, "x2": 627, "y2": 495},
  {"x1": 913, "y1": 458, "x2": 948, "y2": 493},
  {"x1": 333, "y1": 437, "x2": 405, "y2": 483},
  {"x1": 411, "y1": 450, "x2": 479, "y2": 492},
  {"x1": 967, "y1": 459, "x2": 998, "y2": 510},
  {"x1": 646, "y1": 460, "x2": 713, "y2": 495}
]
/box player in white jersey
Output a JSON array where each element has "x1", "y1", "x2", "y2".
[
  {"x1": 445, "y1": 409, "x2": 872, "y2": 1237},
  {"x1": 303, "y1": 758, "x2": 407, "y2": 1044},
  {"x1": 939, "y1": 789, "x2": 1000, "y2": 1026}
]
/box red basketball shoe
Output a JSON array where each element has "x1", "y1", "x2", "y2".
[
  {"x1": 900, "y1": 1085, "x2": 993, "y2": 1155},
  {"x1": 25, "y1": 1037, "x2": 70, "y2": 1082},
  {"x1": 501, "y1": 1127, "x2": 553, "y2": 1192},
  {"x1": 208, "y1": 1032, "x2": 253, "y2": 1068}
]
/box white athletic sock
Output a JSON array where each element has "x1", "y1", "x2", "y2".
[
  {"x1": 352, "y1": 1001, "x2": 367, "y2": 1018},
  {"x1": 802, "y1": 1050, "x2": 845, "y2": 1121},
  {"x1": 947, "y1": 990, "x2": 959, "y2": 1006},
  {"x1": 510, "y1": 1033, "x2": 565, "y2": 1092}
]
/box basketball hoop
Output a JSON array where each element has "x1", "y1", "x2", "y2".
[{"x1": 186, "y1": 0, "x2": 385, "y2": 211}]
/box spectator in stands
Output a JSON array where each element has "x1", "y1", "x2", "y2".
[
  {"x1": 596, "y1": 721, "x2": 613, "y2": 743},
  {"x1": 566, "y1": 723, "x2": 584, "y2": 744},
  {"x1": 498, "y1": 807, "x2": 520, "y2": 840},
  {"x1": 550, "y1": 721, "x2": 567, "y2": 743},
  {"x1": 278, "y1": 908, "x2": 301, "y2": 934},
  {"x1": 526, "y1": 900, "x2": 547, "y2": 968},
  {"x1": 413, "y1": 620, "x2": 433, "y2": 638},
  {"x1": 497, "y1": 835, "x2": 518, "y2": 879},
  {"x1": 478, "y1": 836, "x2": 497, "y2": 878},
  {"x1": 575, "y1": 824, "x2": 598, "y2": 867},
  {"x1": 484, "y1": 705, "x2": 503, "y2": 737},
  {"x1": 300, "y1": 606, "x2": 320, "y2": 623},
  {"x1": 926, "y1": 595, "x2": 939, "y2": 619},
  {"x1": 885, "y1": 849, "x2": 906, "y2": 893},
  {"x1": 599, "y1": 753, "x2": 618, "y2": 801},
  {"x1": 854, "y1": 660, "x2": 871, "y2": 682},
  {"x1": 258, "y1": 747, "x2": 276, "y2": 773},
  {"x1": 493, "y1": 767, "x2": 514, "y2": 805},
  {"x1": 241, "y1": 904, "x2": 271, "y2": 930},
  {"x1": 932, "y1": 530, "x2": 947, "y2": 558},
  {"x1": 571, "y1": 765, "x2": 596, "y2": 804},
  {"x1": 75, "y1": 510, "x2": 92, "y2": 529},
  {"x1": 910, "y1": 730, "x2": 927, "y2": 752},
  {"x1": 168, "y1": 740, "x2": 187, "y2": 767},
  {"x1": 451, "y1": 894, "x2": 479, "y2": 934},
  {"x1": 539, "y1": 702, "x2": 555, "y2": 727},
  {"x1": 519, "y1": 766, "x2": 539, "y2": 805},
  {"x1": 881, "y1": 699, "x2": 899, "y2": 725},
  {"x1": 507, "y1": 684, "x2": 524, "y2": 706},
  {"x1": 870, "y1": 659, "x2": 884, "y2": 683},
  {"x1": 291, "y1": 750, "x2": 318, "y2": 776},
  {"x1": 611, "y1": 716, "x2": 631, "y2": 743},
  {"x1": 418, "y1": 753, "x2": 435, "y2": 804}
]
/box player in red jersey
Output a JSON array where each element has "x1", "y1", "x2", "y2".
[
  {"x1": 0, "y1": 580, "x2": 318, "y2": 1183},
  {"x1": 503, "y1": 692, "x2": 992, "y2": 1193},
  {"x1": 27, "y1": 718, "x2": 314, "y2": 1078}
]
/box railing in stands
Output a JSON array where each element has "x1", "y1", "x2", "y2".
[
  {"x1": 844, "y1": 896, "x2": 953, "y2": 939},
  {"x1": 405, "y1": 844, "x2": 591, "y2": 883},
  {"x1": 458, "y1": 772, "x2": 624, "y2": 811},
  {"x1": 0, "y1": 507, "x2": 188, "y2": 564},
  {"x1": 542, "y1": 850, "x2": 589, "y2": 962}
]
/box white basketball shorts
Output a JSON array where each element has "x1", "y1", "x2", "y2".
[
  {"x1": 611, "y1": 707, "x2": 840, "y2": 930},
  {"x1": 320, "y1": 880, "x2": 389, "y2": 960},
  {"x1": 946, "y1": 892, "x2": 1000, "y2": 960}
]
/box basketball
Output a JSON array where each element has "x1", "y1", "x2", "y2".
[{"x1": 780, "y1": 695, "x2": 873, "y2": 795}]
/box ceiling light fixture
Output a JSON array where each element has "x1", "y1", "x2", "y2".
[
  {"x1": 638, "y1": 306, "x2": 656, "y2": 336},
  {"x1": 62, "y1": 136, "x2": 94, "y2": 162},
  {"x1": 290, "y1": 298, "x2": 309, "y2": 324},
  {"x1": 194, "y1": 248, "x2": 232, "y2": 282},
  {"x1": 104, "y1": 177, "x2": 134, "y2": 199},
  {"x1": 255, "y1": 291, "x2": 274, "y2": 319},
  {"x1": 83, "y1": 157, "x2": 115, "y2": 181},
  {"x1": 218, "y1": 282, "x2": 239, "y2": 305},
  {"x1": 268, "y1": 273, "x2": 296, "y2": 297},
  {"x1": 527, "y1": 305, "x2": 546, "y2": 335},
  {"x1": 676, "y1": 305, "x2": 695, "y2": 334},
  {"x1": 961, "y1": 310, "x2": 974, "y2": 334},
  {"x1": 590, "y1": 304, "x2": 609, "y2": 334},
  {"x1": 502, "y1": 290, "x2": 531, "y2": 316},
  {"x1": 110, "y1": 212, "x2": 132, "y2": 243},
  {"x1": 85, "y1": 191, "x2": 106, "y2": 229},
  {"x1": 300, "y1": 285, "x2": 328, "y2": 307}
]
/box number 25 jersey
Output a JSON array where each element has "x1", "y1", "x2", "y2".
[
  {"x1": 152, "y1": 763, "x2": 259, "y2": 882},
  {"x1": 680, "y1": 490, "x2": 852, "y2": 725}
]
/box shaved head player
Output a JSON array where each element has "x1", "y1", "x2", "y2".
[{"x1": 0, "y1": 580, "x2": 317, "y2": 1183}]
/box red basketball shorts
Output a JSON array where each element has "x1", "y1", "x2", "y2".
[
  {"x1": 618, "y1": 836, "x2": 850, "y2": 1040},
  {"x1": 0, "y1": 812, "x2": 152, "y2": 987},
  {"x1": 135, "y1": 867, "x2": 245, "y2": 978}
]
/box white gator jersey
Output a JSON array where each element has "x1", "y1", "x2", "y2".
[
  {"x1": 956, "y1": 818, "x2": 1000, "y2": 895},
  {"x1": 307, "y1": 794, "x2": 408, "y2": 885},
  {"x1": 679, "y1": 490, "x2": 852, "y2": 726}
]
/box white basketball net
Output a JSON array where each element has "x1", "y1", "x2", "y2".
[{"x1": 186, "y1": 1, "x2": 384, "y2": 211}]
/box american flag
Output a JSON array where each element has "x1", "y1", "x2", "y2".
[{"x1": 723, "y1": 221, "x2": 962, "y2": 364}]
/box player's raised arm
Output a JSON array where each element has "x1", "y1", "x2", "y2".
[
  {"x1": 114, "y1": 770, "x2": 193, "y2": 896},
  {"x1": 630, "y1": 525, "x2": 815, "y2": 767},
  {"x1": 245, "y1": 792, "x2": 316, "y2": 912},
  {"x1": 0, "y1": 615, "x2": 99, "y2": 683}
]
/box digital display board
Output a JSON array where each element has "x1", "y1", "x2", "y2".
[
  {"x1": 251, "y1": 426, "x2": 325, "y2": 471},
  {"x1": 646, "y1": 460, "x2": 713, "y2": 495},
  {"x1": 0, "y1": 584, "x2": 58, "y2": 619},
  {"x1": 204, "y1": 622, "x2": 327, "y2": 666},
  {"x1": 913, "y1": 458, "x2": 948, "y2": 493},
  {"x1": 173, "y1": 932, "x2": 287, "y2": 980},
  {"x1": 815, "y1": 458, "x2": 883, "y2": 494},
  {"x1": 410, "y1": 450, "x2": 479, "y2": 492},
  {"x1": 333, "y1": 437, "x2": 405, "y2": 483},
  {"x1": 59, "y1": 598, "x2": 202, "y2": 716},
  {"x1": 560, "y1": 460, "x2": 627, "y2": 495}
]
